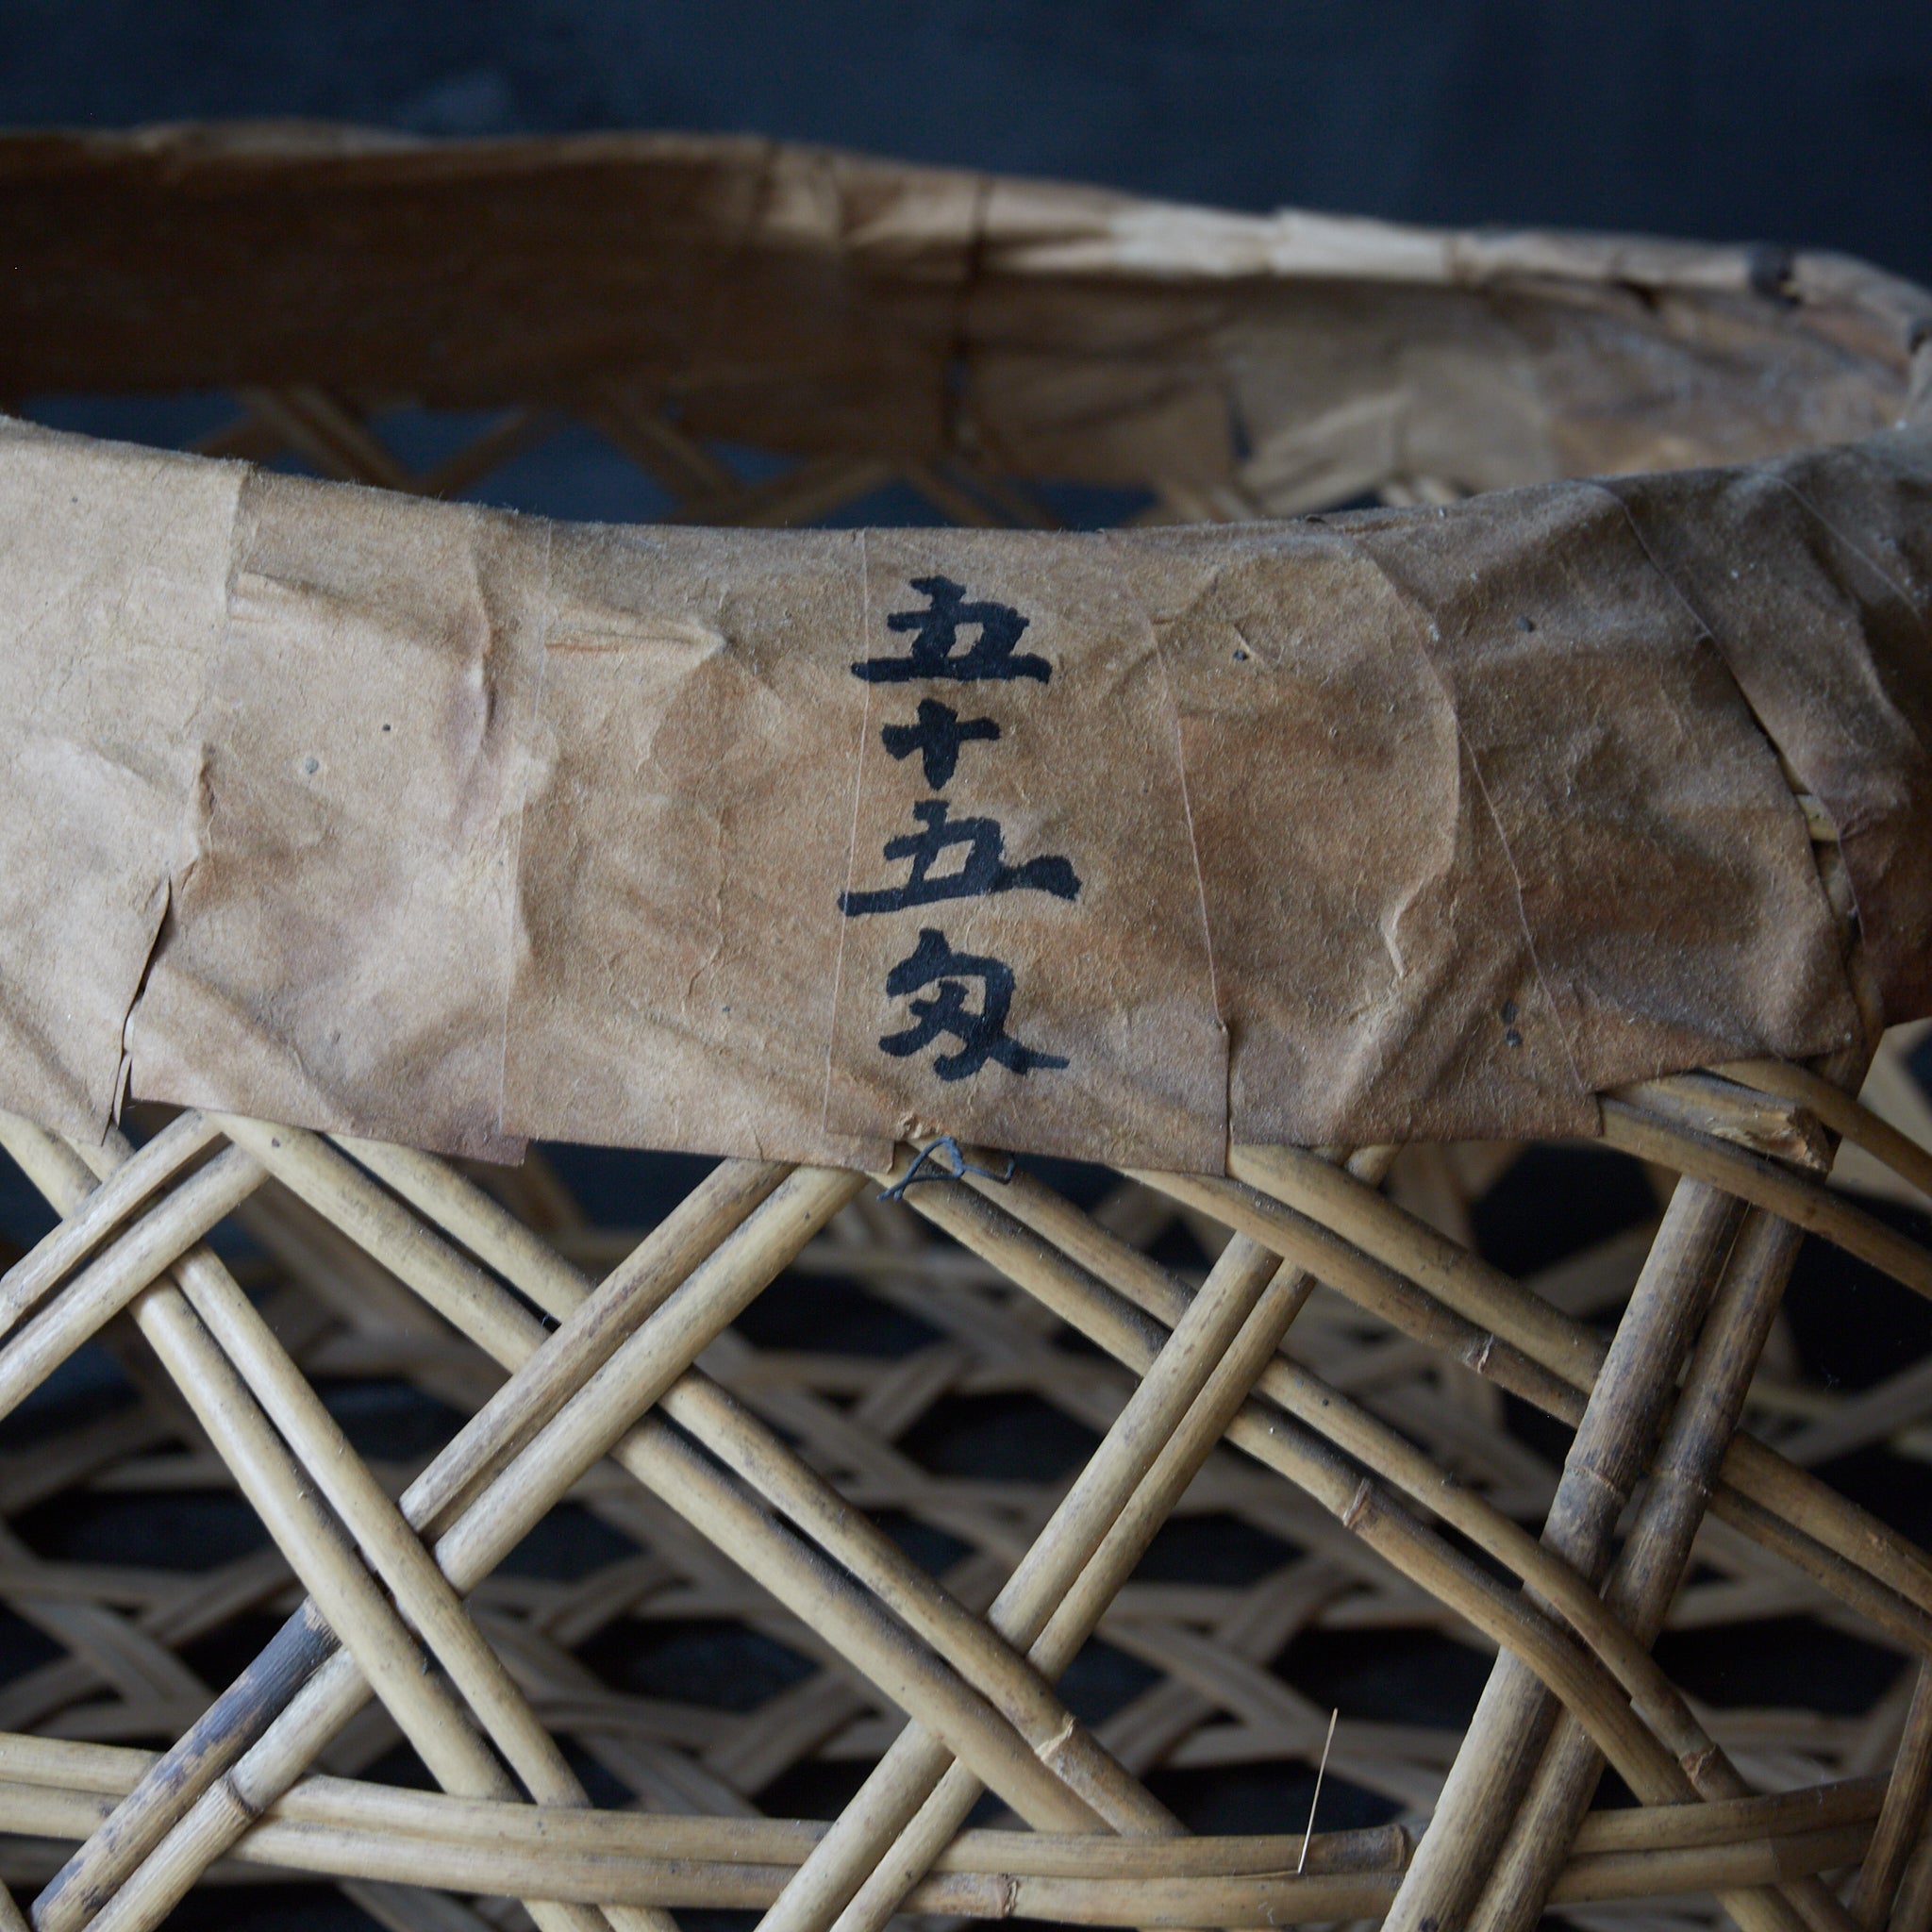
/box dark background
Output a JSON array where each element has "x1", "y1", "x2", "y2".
[{"x1": 3, "y1": 1, "x2": 1931, "y2": 285}]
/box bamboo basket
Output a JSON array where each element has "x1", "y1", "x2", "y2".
[{"x1": 0, "y1": 123, "x2": 1928, "y2": 1932}]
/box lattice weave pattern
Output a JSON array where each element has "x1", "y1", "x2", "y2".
[{"x1": 0, "y1": 1054, "x2": 1926, "y2": 1932}]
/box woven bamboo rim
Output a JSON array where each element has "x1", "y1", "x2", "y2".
[{"x1": 0, "y1": 125, "x2": 1929, "y2": 1932}]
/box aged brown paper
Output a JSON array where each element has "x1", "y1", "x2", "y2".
[
  {"x1": 131, "y1": 469, "x2": 549, "y2": 1160},
  {"x1": 501, "y1": 525, "x2": 881, "y2": 1168},
  {"x1": 0, "y1": 414, "x2": 1919, "y2": 1169},
  {"x1": 0, "y1": 420, "x2": 239, "y2": 1140},
  {"x1": 3, "y1": 126, "x2": 1926, "y2": 508}
]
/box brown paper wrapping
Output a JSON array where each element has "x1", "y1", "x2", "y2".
[
  {"x1": 1, "y1": 410, "x2": 1921, "y2": 1169},
  {"x1": 2, "y1": 125, "x2": 1928, "y2": 503},
  {"x1": 0, "y1": 126, "x2": 1925, "y2": 1166},
  {"x1": 0, "y1": 427, "x2": 240, "y2": 1136}
]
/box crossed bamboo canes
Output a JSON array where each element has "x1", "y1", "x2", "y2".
[
  {"x1": 0, "y1": 1117, "x2": 1183, "y2": 1931},
  {"x1": 0, "y1": 1054, "x2": 1921, "y2": 1931}
]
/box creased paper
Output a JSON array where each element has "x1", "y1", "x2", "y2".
[
  {"x1": 0, "y1": 416, "x2": 1919, "y2": 1169},
  {"x1": 1, "y1": 126, "x2": 1927, "y2": 506}
]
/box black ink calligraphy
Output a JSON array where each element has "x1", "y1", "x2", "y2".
[
  {"x1": 852, "y1": 575, "x2": 1051, "y2": 684},
  {"x1": 844, "y1": 575, "x2": 1075, "y2": 1082},
  {"x1": 880, "y1": 697, "x2": 999, "y2": 790},
  {"x1": 840, "y1": 799, "x2": 1081, "y2": 917},
  {"x1": 877, "y1": 928, "x2": 1070, "y2": 1079}
]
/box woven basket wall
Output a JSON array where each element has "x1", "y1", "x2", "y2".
[{"x1": 0, "y1": 124, "x2": 1928, "y2": 1932}]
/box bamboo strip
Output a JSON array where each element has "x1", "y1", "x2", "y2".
[
  {"x1": 0, "y1": 1728, "x2": 1894, "y2": 1865},
  {"x1": 0, "y1": 1752, "x2": 1896, "y2": 1921},
  {"x1": 349, "y1": 1146, "x2": 793, "y2": 1533},
  {"x1": 1893, "y1": 1824, "x2": 1932, "y2": 1932},
  {"x1": 964, "y1": 1155, "x2": 1919, "y2": 1798},
  {"x1": 1467, "y1": 1208, "x2": 1842, "y2": 1932},
  {"x1": 0, "y1": 1123, "x2": 615, "y2": 1932},
  {"x1": 38, "y1": 1607, "x2": 338, "y2": 1929},
  {"x1": 34, "y1": 1142, "x2": 831, "y2": 1925},
  {"x1": 826, "y1": 1208, "x2": 1377, "y2": 1932},
  {"x1": 0, "y1": 1061, "x2": 1915, "y2": 1932},
  {"x1": 1719, "y1": 1436, "x2": 1932, "y2": 1634},
  {"x1": 0, "y1": 1112, "x2": 222, "y2": 1335},
  {"x1": 0, "y1": 1129, "x2": 266, "y2": 1426},
  {"x1": 334, "y1": 1126, "x2": 1168, "y2": 1832},
  {"x1": 1143, "y1": 1151, "x2": 1932, "y2": 1641},
  {"x1": 1611, "y1": 1074, "x2": 1832, "y2": 1169},
  {"x1": 1384, "y1": 1179, "x2": 1751, "y2": 1932},
  {"x1": 1720, "y1": 1059, "x2": 1932, "y2": 1207},
  {"x1": 388, "y1": 1168, "x2": 1113, "y2": 1838},
  {"x1": 1222, "y1": 1143, "x2": 1604, "y2": 1386},
  {"x1": 1443, "y1": 1039, "x2": 1878, "y2": 1932},
  {"x1": 211, "y1": 1118, "x2": 549, "y2": 1370},
  {"x1": 1601, "y1": 1101, "x2": 1932, "y2": 1304},
  {"x1": 1132, "y1": 1166, "x2": 1586, "y2": 1417},
  {"x1": 0, "y1": 1129, "x2": 500, "y2": 1790},
  {"x1": 147, "y1": 1248, "x2": 679, "y2": 1932},
  {"x1": 885, "y1": 1178, "x2": 1691, "y2": 1780},
  {"x1": 758, "y1": 1208, "x2": 1300, "y2": 1932},
  {"x1": 37, "y1": 1154, "x2": 855, "y2": 1932},
  {"x1": 136, "y1": 1298, "x2": 501, "y2": 1789},
  {"x1": 59, "y1": 1162, "x2": 869, "y2": 1932},
  {"x1": 1857, "y1": 1666, "x2": 1932, "y2": 1929},
  {"x1": 658, "y1": 1374, "x2": 1168, "y2": 1829},
  {"x1": 1700, "y1": 1477, "x2": 1932, "y2": 1661},
  {"x1": 604, "y1": 1416, "x2": 1114, "y2": 1830},
  {"x1": 963, "y1": 1161, "x2": 1746, "y2": 1764},
  {"x1": 77, "y1": 1823, "x2": 1874, "y2": 1922},
  {"x1": 838, "y1": 1166, "x2": 1715, "y2": 1908},
  {"x1": 120, "y1": 1296, "x2": 543, "y2": 1813}
]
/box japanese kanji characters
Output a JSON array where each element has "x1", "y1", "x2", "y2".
[
  {"x1": 879, "y1": 697, "x2": 999, "y2": 790},
  {"x1": 877, "y1": 928, "x2": 1071, "y2": 1081},
  {"x1": 842, "y1": 577, "x2": 1077, "y2": 1082},
  {"x1": 839, "y1": 800, "x2": 1080, "y2": 917},
  {"x1": 851, "y1": 575, "x2": 1052, "y2": 684}
]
